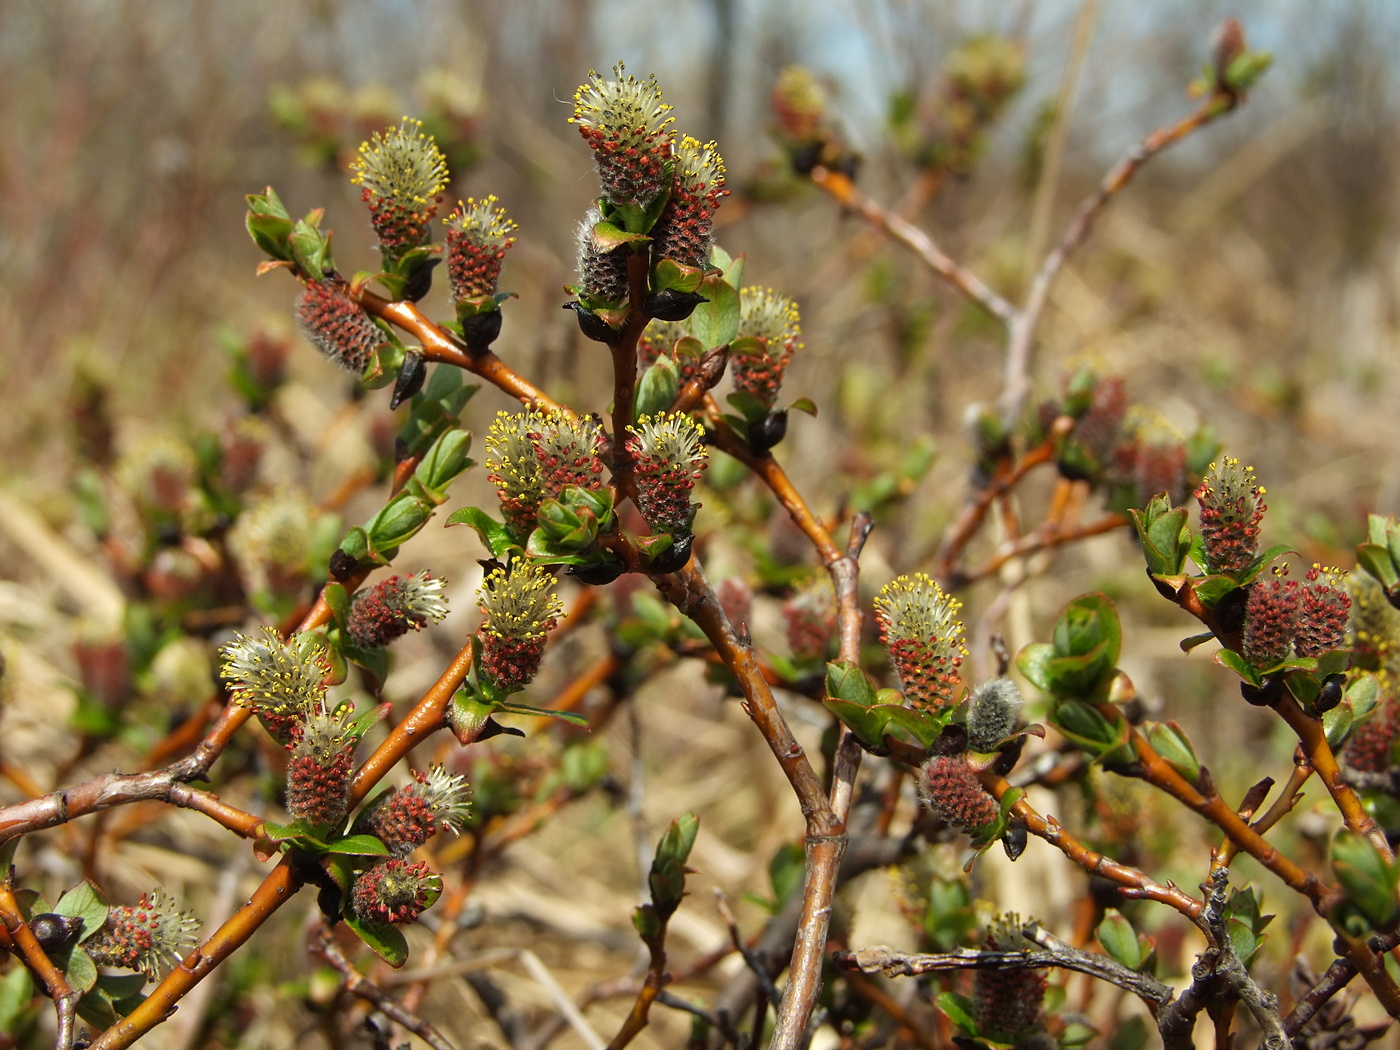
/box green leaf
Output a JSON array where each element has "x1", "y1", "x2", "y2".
[
  {"x1": 344, "y1": 914, "x2": 409, "y2": 968},
  {"x1": 1323, "y1": 699, "x2": 1355, "y2": 751},
  {"x1": 1192, "y1": 574, "x2": 1239, "y2": 608},
  {"x1": 323, "y1": 834, "x2": 391, "y2": 857},
  {"x1": 650, "y1": 257, "x2": 705, "y2": 294},
  {"x1": 787, "y1": 396, "x2": 817, "y2": 417},
  {"x1": 876, "y1": 705, "x2": 946, "y2": 749},
  {"x1": 825, "y1": 661, "x2": 877, "y2": 708},
  {"x1": 820, "y1": 697, "x2": 894, "y2": 750},
  {"x1": 688, "y1": 274, "x2": 740, "y2": 349},
  {"x1": 52, "y1": 943, "x2": 97, "y2": 994},
  {"x1": 1044, "y1": 640, "x2": 1114, "y2": 698},
  {"x1": 1237, "y1": 544, "x2": 1294, "y2": 586},
  {"x1": 1053, "y1": 594, "x2": 1121, "y2": 667},
  {"x1": 1130, "y1": 497, "x2": 1191, "y2": 576},
  {"x1": 446, "y1": 505, "x2": 517, "y2": 556},
  {"x1": 288, "y1": 217, "x2": 331, "y2": 282},
  {"x1": 635, "y1": 357, "x2": 680, "y2": 420},
  {"x1": 1015, "y1": 643, "x2": 1056, "y2": 694},
  {"x1": 364, "y1": 491, "x2": 434, "y2": 553},
  {"x1": 55, "y1": 882, "x2": 109, "y2": 943},
  {"x1": 1332, "y1": 829, "x2": 1400, "y2": 929},
  {"x1": 1144, "y1": 722, "x2": 1201, "y2": 782},
  {"x1": 1050, "y1": 699, "x2": 1133, "y2": 765},
  {"x1": 414, "y1": 428, "x2": 474, "y2": 496},
  {"x1": 338, "y1": 526, "x2": 371, "y2": 566},
  {"x1": 324, "y1": 583, "x2": 350, "y2": 630},
  {"x1": 1096, "y1": 910, "x2": 1143, "y2": 970},
  {"x1": 1357, "y1": 543, "x2": 1400, "y2": 593},
  {"x1": 935, "y1": 990, "x2": 980, "y2": 1037},
  {"x1": 1213, "y1": 647, "x2": 1261, "y2": 686},
  {"x1": 490, "y1": 700, "x2": 591, "y2": 728},
  {"x1": 341, "y1": 641, "x2": 389, "y2": 687},
  {"x1": 1224, "y1": 888, "x2": 1272, "y2": 966}
]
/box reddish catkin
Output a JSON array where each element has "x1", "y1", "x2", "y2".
[
  {"x1": 360, "y1": 766, "x2": 471, "y2": 856},
  {"x1": 346, "y1": 572, "x2": 449, "y2": 649},
  {"x1": 918, "y1": 755, "x2": 998, "y2": 833},
  {"x1": 974, "y1": 917, "x2": 1046, "y2": 1041},
  {"x1": 285, "y1": 710, "x2": 356, "y2": 829},
  {"x1": 444, "y1": 196, "x2": 516, "y2": 301},
  {"x1": 1242, "y1": 570, "x2": 1298, "y2": 670},
  {"x1": 295, "y1": 277, "x2": 383, "y2": 373},
  {"x1": 874, "y1": 574, "x2": 967, "y2": 710},
  {"x1": 1343, "y1": 698, "x2": 1400, "y2": 774},
  {"x1": 352, "y1": 858, "x2": 440, "y2": 926},
  {"x1": 1295, "y1": 566, "x2": 1351, "y2": 658},
  {"x1": 1195, "y1": 457, "x2": 1265, "y2": 575}
]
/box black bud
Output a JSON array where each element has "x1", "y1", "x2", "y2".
[
  {"x1": 643, "y1": 289, "x2": 708, "y2": 322},
  {"x1": 328, "y1": 548, "x2": 359, "y2": 582},
  {"x1": 932, "y1": 723, "x2": 969, "y2": 757},
  {"x1": 569, "y1": 558, "x2": 626, "y2": 586},
  {"x1": 748, "y1": 410, "x2": 788, "y2": 455},
  {"x1": 29, "y1": 913, "x2": 82, "y2": 951},
  {"x1": 389, "y1": 350, "x2": 426, "y2": 410},
  {"x1": 1240, "y1": 674, "x2": 1281, "y2": 707},
  {"x1": 565, "y1": 302, "x2": 621, "y2": 345},
  {"x1": 477, "y1": 717, "x2": 526, "y2": 741},
  {"x1": 461, "y1": 308, "x2": 504, "y2": 353},
  {"x1": 790, "y1": 142, "x2": 822, "y2": 176},
  {"x1": 649, "y1": 533, "x2": 693, "y2": 574},
  {"x1": 400, "y1": 257, "x2": 440, "y2": 303},
  {"x1": 1001, "y1": 819, "x2": 1028, "y2": 862},
  {"x1": 990, "y1": 738, "x2": 1024, "y2": 777},
  {"x1": 1315, "y1": 673, "x2": 1346, "y2": 715}
]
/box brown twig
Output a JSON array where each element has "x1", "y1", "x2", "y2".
[
  {"x1": 0, "y1": 774, "x2": 263, "y2": 844},
  {"x1": 1271, "y1": 692, "x2": 1392, "y2": 860},
  {"x1": 353, "y1": 288, "x2": 565, "y2": 414},
  {"x1": 1216, "y1": 757, "x2": 1311, "y2": 868},
  {"x1": 836, "y1": 927, "x2": 1173, "y2": 1011},
  {"x1": 91, "y1": 857, "x2": 302, "y2": 1050},
  {"x1": 934, "y1": 431, "x2": 1060, "y2": 587},
  {"x1": 806, "y1": 166, "x2": 1017, "y2": 327},
  {"x1": 998, "y1": 93, "x2": 1241, "y2": 424},
  {"x1": 0, "y1": 882, "x2": 80, "y2": 1050},
  {"x1": 652, "y1": 559, "x2": 838, "y2": 1050},
  {"x1": 979, "y1": 771, "x2": 1204, "y2": 920},
  {"x1": 310, "y1": 924, "x2": 457, "y2": 1050},
  {"x1": 962, "y1": 513, "x2": 1130, "y2": 583}
]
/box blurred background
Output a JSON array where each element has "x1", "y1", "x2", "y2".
[{"x1": 1, "y1": 0, "x2": 1399, "y2": 1045}]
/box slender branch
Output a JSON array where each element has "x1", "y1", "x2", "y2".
[
  {"x1": 1119, "y1": 716, "x2": 1329, "y2": 907},
  {"x1": 0, "y1": 882, "x2": 80, "y2": 1050},
  {"x1": 962, "y1": 512, "x2": 1129, "y2": 583},
  {"x1": 1216, "y1": 758, "x2": 1311, "y2": 868},
  {"x1": 353, "y1": 288, "x2": 564, "y2": 413},
  {"x1": 1284, "y1": 959, "x2": 1352, "y2": 1039},
  {"x1": 1271, "y1": 693, "x2": 1392, "y2": 860},
  {"x1": 91, "y1": 858, "x2": 302, "y2": 1050},
  {"x1": 703, "y1": 409, "x2": 842, "y2": 564},
  {"x1": 805, "y1": 166, "x2": 1018, "y2": 326},
  {"x1": 605, "y1": 250, "x2": 653, "y2": 504},
  {"x1": 836, "y1": 926, "x2": 1173, "y2": 1009},
  {"x1": 934, "y1": 429, "x2": 1061, "y2": 588},
  {"x1": 651, "y1": 559, "x2": 838, "y2": 1050},
  {"x1": 980, "y1": 771, "x2": 1204, "y2": 920},
  {"x1": 346, "y1": 641, "x2": 477, "y2": 808},
  {"x1": 0, "y1": 774, "x2": 263, "y2": 845},
  {"x1": 310, "y1": 924, "x2": 457, "y2": 1050},
  {"x1": 998, "y1": 93, "x2": 1241, "y2": 424}
]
